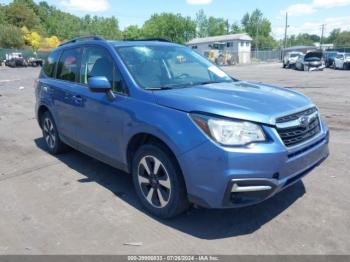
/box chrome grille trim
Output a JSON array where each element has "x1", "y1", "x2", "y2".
[{"x1": 276, "y1": 107, "x2": 321, "y2": 147}]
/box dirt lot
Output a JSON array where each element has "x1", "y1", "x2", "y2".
[{"x1": 0, "y1": 64, "x2": 349, "y2": 255}]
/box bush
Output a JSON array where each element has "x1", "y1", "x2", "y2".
[{"x1": 0, "y1": 24, "x2": 24, "y2": 48}]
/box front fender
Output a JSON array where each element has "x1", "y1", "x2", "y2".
[{"x1": 121, "y1": 100, "x2": 208, "y2": 163}]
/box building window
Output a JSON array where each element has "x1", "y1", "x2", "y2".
[
  {"x1": 240, "y1": 42, "x2": 244, "y2": 47},
  {"x1": 227, "y1": 42, "x2": 233, "y2": 48},
  {"x1": 191, "y1": 45, "x2": 197, "y2": 49},
  {"x1": 246, "y1": 42, "x2": 250, "y2": 47}
]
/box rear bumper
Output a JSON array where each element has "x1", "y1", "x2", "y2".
[{"x1": 179, "y1": 119, "x2": 330, "y2": 209}]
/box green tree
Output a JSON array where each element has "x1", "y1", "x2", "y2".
[
  {"x1": 0, "y1": 24, "x2": 24, "y2": 48},
  {"x1": 195, "y1": 9, "x2": 208, "y2": 38},
  {"x1": 207, "y1": 17, "x2": 227, "y2": 36},
  {"x1": 123, "y1": 25, "x2": 143, "y2": 40},
  {"x1": 142, "y1": 13, "x2": 196, "y2": 43},
  {"x1": 327, "y1": 28, "x2": 341, "y2": 44},
  {"x1": 288, "y1": 33, "x2": 320, "y2": 46},
  {"x1": 230, "y1": 22, "x2": 243, "y2": 34},
  {"x1": 5, "y1": 1, "x2": 39, "y2": 29},
  {"x1": 334, "y1": 31, "x2": 350, "y2": 47},
  {"x1": 241, "y1": 9, "x2": 276, "y2": 49},
  {"x1": 0, "y1": 4, "x2": 5, "y2": 25}
]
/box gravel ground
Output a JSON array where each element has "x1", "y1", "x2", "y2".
[{"x1": 0, "y1": 64, "x2": 349, "y2": 255}]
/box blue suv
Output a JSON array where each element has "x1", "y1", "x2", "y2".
[{"x1": 35, "y1": 36, "x2": 329, "y2": 218}]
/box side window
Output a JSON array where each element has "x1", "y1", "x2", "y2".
[
  {"x1": 80, "y1": 46, "x2": 124, "y2": 93},
  {"x1": 57, "y1": 48, "x2": 80, "y2": 82},
  {"x1": 43, "y1": 50, "x2": 60, "y2": 78}
]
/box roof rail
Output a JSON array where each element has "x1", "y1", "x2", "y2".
[
  {"x1": 59, "y1": 35, "x2": 105, "y2": 47},
  {"x1": 125, "y1": 38, "x2": 171, "y2": 42}
]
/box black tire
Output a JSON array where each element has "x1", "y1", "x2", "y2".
[
  {"x1": 132, "y1": 143, "x2": 189, "y2": 218},
  {"x1": 41, "y1": 111, "x2": 68, "y2": 155}
]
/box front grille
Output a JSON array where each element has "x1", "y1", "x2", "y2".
[{"x1": 276, "y1": 107, "x2": 321, "y2": 147}]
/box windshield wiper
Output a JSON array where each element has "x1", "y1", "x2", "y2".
[{"x1": 195, "y1": 80, "x2": 234, "y2": 86}]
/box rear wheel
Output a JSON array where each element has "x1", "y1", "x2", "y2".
[
  {"x1": 41, "y1": 111, "x2": 68, "y2": 154},
  {"x1": 132, "y1": 143, "x2": 189, "y2": 218}
]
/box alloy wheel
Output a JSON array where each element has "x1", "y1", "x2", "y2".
[
  {"x1": 137, "y1": 155, "x2": 171, "y2": 208},
  {"x1": 43, "y1": 117, "x2": 56, "y2": 149}
]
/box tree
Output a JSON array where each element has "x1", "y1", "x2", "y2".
[
  {"x1": 334, "y1": 31, "x2": 350, "y2": 47},
  {"x1": 327, "y1": 28, "x2": 341, "y2": 44},
  {"x1": 207, "y1": 17, "x2": 227, "y2": 36},
  {"x1": 231, "y1": 22, "x2": 243, "y2": 34},
  {"x1": 45, "y1": 35, "x2": 61, "y2": 49},
  {"x1": 195, "y1": 9, "x2": 208, "y2": 38},
  {"x1": 123, "y1": 25, "x2": 142, "y2": 40},
  {"x1": 0, "y1": 24, "x2": 24, "y2": 48},
  {"x1": 288, "y1": 33, "x2": 321, "y2": 46},
  {"x1": 0, "y1": 4, "x2": 6, "y2": 25},
  {"x1": 22, "y1": 28, "x2": 42, "y2": 51},
  {"x1": 241, "y1": 9, "x2": 276, "y2": 49},
  {"x1": 5, "y1": 1, "x2": 39, "y2": 29},
  {"x1": 142, "y1": 13, "x2": 196, "y2": 43}
]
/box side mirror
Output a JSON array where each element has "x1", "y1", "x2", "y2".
[{"x1": 88, "y1": 76, "x2": 112, "y2": 93}]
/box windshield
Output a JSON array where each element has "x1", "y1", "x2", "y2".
[
  {"x1": 290, "y1": 54, "x2": 300, "y2": 58},
  {"x1": 115, "y1": 45, "x2": 233, "y2": 89}
]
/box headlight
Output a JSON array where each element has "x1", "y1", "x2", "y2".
[{"x1": 190, "y1": 114, "x2": 266, "y2": 146}]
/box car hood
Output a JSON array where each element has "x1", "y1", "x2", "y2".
[
  {"x1": 305, "y1": 51, "x2": 322, "y2": 60},
  {"x1": 153, "y1": 81, "x2": 313, "y2": 125}
]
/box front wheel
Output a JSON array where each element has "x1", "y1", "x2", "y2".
[{"x1": 132, "y1": 143, "x2": 189, "y2": 218}]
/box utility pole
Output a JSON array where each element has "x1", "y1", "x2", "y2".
[
  {"x1": 226, "y1": 19, "x2": 229, "y2": 34},
  {"x1": 283, "y1": 12, "x2": 288, "y2": 49},
  {"x1": 320, "y1": 24, "x2": 325, "y2": 48},
  {"x1": 256, "y1": 21, "x2": 260, "y2": 57}
]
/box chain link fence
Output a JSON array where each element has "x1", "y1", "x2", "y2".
[{"x1": 0, "y1": 48, "x2": 49, "y2": 60}]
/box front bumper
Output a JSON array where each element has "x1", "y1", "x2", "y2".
[{"x1": 179, "y1": 119, "x2": 329, "y2": 208}]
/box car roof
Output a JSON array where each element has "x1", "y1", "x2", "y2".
[{"x1": 51, "y1": 39, "x2": 183, "y2": 55}]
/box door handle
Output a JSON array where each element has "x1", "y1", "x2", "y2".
[{"x1": 73, "y1": 95, "x2": 83, "y2": 104}]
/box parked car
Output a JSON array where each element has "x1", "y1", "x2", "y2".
[
  {"x1": 5, "y1": 52, "x2": 28, "y2": 67},
  {"x1": 27, "y1": 57, "x2": 43, "y2": 67},
  {"x1": 36, "y1": 36, "x2": 330, "y2": 218},
  {"x1": 282, "y1": 51, "x2": 303, "y2": 68},
  {"x1": 334, "y1": 53, "x2": 350, "y2": 70},
  {"x1": 323, "y1": 51, "x2": 338, "y2": 68},
  {"x1": 295, "y1": 51, "x2": 324, "y2": 71}
]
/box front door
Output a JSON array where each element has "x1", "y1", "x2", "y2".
[{"x1": 74, "y1": 46, "x2": 129, "y2": 165}]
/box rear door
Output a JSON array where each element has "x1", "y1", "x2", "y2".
[
  {"x1": 73, "y1": 45, "x2": 129, "y2": 166},
  {"x1": 50, "y1": 47, "x2": 82, "y2": 144}
]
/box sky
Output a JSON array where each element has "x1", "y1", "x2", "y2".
[{"x1": 1, "y1": 0, "x2": 350, "y2": 39}]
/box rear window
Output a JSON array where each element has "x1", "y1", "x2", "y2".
[
  {"x1": 43, "y1": 50, "x2": 60, "y2": 78},
  {"x1": 56, "y1": 48, "x2": 81, "y2": 82}
]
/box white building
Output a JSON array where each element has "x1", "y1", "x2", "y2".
[{"x1": 187, "y1": 33, "x2": 253, "y2": 64}]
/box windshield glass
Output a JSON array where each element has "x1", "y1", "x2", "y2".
[
  {"x1": 115, "y1": 45, "x2": 233, "y2": 89},
  {"x1": 290, "y1": 54, "x2": 300, "y2": 58}
]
